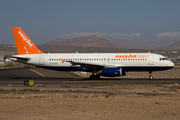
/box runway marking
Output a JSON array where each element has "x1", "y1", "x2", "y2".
[{"x1": 30, "y1": 69, "x2": 46, "y2": 77}]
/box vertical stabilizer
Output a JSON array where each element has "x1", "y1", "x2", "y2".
[{"x1": 12, "y1": 27, "x2": 44, "y2": 55}]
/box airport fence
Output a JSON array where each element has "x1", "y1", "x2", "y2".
[
  {"x1": 80, "y1": 72, "x2": 180, "y2": 79},
  {"x1": 121, "y1": 75, "x2": 180, "y2": 79}
]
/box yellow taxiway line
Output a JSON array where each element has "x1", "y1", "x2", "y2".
[{"x1": 30, "y1": 69, "x2": 46, "y2": 77}]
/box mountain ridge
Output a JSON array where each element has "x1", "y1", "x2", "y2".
[
  {"x1": 44, "y1": 35, "x2": 180, "y2": 50},
  {"x1": 45, "y1": 35, "x2": 126, "y2": 48},
  {"x1": 44, "y1": 35, "x2": 151, "y2": 49},
  {"x1": 164, "y1": 40, "x2": 180, "y2": 50}
]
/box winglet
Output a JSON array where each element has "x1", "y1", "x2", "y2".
[{"x1": 12, "y1": 27, "x2": 44, "y2": 55}]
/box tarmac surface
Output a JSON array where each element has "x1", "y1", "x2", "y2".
[{"x1": 0, "y1": 67, "x2": 180, "y2": 85}]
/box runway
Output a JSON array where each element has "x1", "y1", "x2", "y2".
[{"x1": 0, "y1": 67, "x2": 180, "y2": 85}]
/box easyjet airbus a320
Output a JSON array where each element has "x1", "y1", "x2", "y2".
[{"x1": 11, "y1": 27, "x2": 174, "y2": 79}]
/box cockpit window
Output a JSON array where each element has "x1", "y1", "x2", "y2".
[{"x1": 159, "y1": 58, "x2": 168, "y2": 61}]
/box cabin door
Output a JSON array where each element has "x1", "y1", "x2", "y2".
[
  {"x1": 39, "y1": 55, "x2": 44, "y2": 65},
  {"x1": 148, "y1": 55, "x2": 154, "y2": 65}
]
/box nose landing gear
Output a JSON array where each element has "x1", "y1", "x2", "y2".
[{"x1": 149, "y1": 71, "x2": 153, "y2": 79}]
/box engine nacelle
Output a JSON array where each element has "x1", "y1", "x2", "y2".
[{"x1": 99, "y1": 67, "x2": 123, "y2": 77}]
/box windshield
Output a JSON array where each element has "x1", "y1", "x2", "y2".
[{"x1": 159, "y1": 58, "x2": 168, "y2": 61}]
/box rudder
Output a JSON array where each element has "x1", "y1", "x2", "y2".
[{"x1": 12, "y1": 27, "x2": 44, "y2": 55}]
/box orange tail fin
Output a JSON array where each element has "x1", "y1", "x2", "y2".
[{"x1": 12, "y1": 27, "x2": 44, "y2": 55}]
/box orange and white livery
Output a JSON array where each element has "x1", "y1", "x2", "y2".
[{"x1": 11, "y1": 27, "x2": 174, "y2": 79}]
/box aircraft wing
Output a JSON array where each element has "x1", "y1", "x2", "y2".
[
  {"x1": 68, "y1": 61, "x2": 104, "y2": 67},
  {"x1": 65, "y1": 60, "x2": 122, "y2": 71}
]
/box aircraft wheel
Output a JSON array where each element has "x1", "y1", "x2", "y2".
[
  {"x1": 95, "y1": 75, "x2": 100, "y2": 79},
  {"x1": 90, "y1": 75, "x2": 95, "y2": 80},
  {"x1": 90, "y1": 75, "x2": 100, "y2": 79},
  {"x1": 149, "y1": 76, "x2": 153, "y2": 79}
]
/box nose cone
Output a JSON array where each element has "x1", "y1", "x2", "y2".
[{"x1": 168, "y1": 61, "x2": 174, "y2": 68}]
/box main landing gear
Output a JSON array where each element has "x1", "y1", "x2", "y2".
[
  {"x1": 90, "y1": 71, "x2": 100, "y2": 79},
  {"x1": 90, "y1": 74, "x2": 100, "y2": 79},
  {"x1": 149, "y1": 71, "x2": 153, "y2": 79}
]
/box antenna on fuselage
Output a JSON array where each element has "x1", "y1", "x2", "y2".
[{"x1": 76, "y1": 51, "x2": 78, "y2": 54}]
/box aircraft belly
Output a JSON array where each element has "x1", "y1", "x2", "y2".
[{"x1": 122, "y1": 66, "x2": 173, "y2": 71}]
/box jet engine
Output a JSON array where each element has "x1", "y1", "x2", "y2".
[{"x1": 99, "y1": 67, "x2": 126, "y2": 77}]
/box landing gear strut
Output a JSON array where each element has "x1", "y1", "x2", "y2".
[
  {"x1": 90, "y1": 72, "x2": 100, "y2": 79},
  {"x1": 149, "y1": 71, "x2": 153, "y2": 79}
]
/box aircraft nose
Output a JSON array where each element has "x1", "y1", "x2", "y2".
[{"x1": 169, "y1": 61, "x2": 174, "y2": 67}]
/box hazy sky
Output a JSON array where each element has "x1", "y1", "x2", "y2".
[{"x1": 0, "y1": 0, "x2": 180, "y2": 47}]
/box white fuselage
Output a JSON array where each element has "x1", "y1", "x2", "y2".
[{"x1": 13, "y1": 53, "x2": 174, "y2": 72}]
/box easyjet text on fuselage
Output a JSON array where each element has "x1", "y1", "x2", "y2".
[{"x1": 116, "y1": 54, "x2": 148, "y2": 59}]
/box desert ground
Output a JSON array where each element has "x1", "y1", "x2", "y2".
[
  {"x1": 0, "y1": 63, "x2": 180, "y2": 120},
  {"x1": 0, "y1": 84, "x2": 180, "y2": 120}
]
